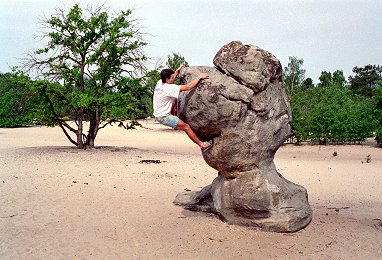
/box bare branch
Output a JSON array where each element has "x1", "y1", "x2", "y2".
[
  {"x1": 98, "y1": 119, "x2": 140, "y2": 130},
  {"x1": 58, "y1": 122, "x2": 78, "y2": 146}
]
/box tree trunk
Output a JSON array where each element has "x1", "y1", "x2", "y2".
[
  {"x1": 77, "y1": 108, "x2": 84, "y2": 149},
  {"x1": 87, "y1": 108, "x2": 101, "y2": 148}
]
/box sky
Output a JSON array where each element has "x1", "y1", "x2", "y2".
[{"x1": 1, "y1": 0, "x2": 381, "y2": 82}]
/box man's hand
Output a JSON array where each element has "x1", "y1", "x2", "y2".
[
  {"x1": 173, "y1": 64, "x2": 185, "y2": 80},
  {"x1": 198, "y1": 73, "x2": 209, "y2": 80},
  {"x1": 176, "y1": 64, "x2": 185, "y2": 72},
  {"x1": 180, "y1": 73, "x2": 209, "y2": 92}
]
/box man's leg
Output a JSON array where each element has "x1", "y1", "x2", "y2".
[
  {"x1": 171, "y1": 99, "x2": 177, "y2": 116},
  {"x1": 175, "y1": 119, "x2": 210, "y2": 150}
]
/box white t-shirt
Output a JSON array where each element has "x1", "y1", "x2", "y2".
[{"x1": 153, "y1": 80, "x2": 181, "y2": 117}]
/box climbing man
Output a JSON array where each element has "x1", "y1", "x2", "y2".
[{"x1": 153, "y1": 65, "x2": 211, "y2": 151}]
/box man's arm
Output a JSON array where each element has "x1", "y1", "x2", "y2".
[
  {"x1": 172, "y1": 64, "x2": 184, "y2": 79},
  {"x1": 180, "y1": 73, "x2": 209, "y2": 92}
]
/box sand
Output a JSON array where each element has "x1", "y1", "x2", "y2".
[{"x1": 1, "y1": 119, "x2": 381, "y2": 259}]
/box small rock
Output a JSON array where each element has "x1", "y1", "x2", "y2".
[
  {"x1": 139, "y1": 159, "x2": 164, "y2": 164},
  {"x1": 366, "y1": 155, "x2": 371, "y2": 163}
]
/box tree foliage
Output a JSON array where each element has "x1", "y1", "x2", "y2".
[
  {"x1": 0, "y1": 72, "x2": 30, "y2": 127},
  {"x1": 349, "y1": 64, "x2": 382, "y2": 97},
  {"x1": 283, "y1": 56, "x2": 305, "y2": 95},
  {"x1": 301, "y1": 77, "x2": 314, "y2": 89},
  {"x1": 289, "y1": 70, "x2": 375, "y2": 144},
  {"x1": 372, "y1": 83, "x2": 382, "y2": 145},
  {"x1": 139, "y1": 69, "x2": 161, "y2": 116},
  {"x1": 0, "y1": 72, "x2": 45, "y2": 127},
  {"x1": 166, "y1": 52, "x2": 189, "y2": 71},
  {"x1": 24, "y1": 4, "x2": 148, "y2": 148},
  {"x1": 166, "y1": 53, "x2": 189, "y2": 84},
  {"x1": 317, "y1": 70, "x2": 346, "y2": 88}
]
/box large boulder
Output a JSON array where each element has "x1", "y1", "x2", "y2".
[{"x1": 173, "y1": 41, "x2": 312, "y2": 232}]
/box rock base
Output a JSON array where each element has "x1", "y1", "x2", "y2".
[{"x1": 174, "y1": 162, "x2": 312, "y2": 233}]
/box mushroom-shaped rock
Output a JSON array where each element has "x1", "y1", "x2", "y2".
[{"x1": 173, "y1": 41, "x2": 312, "y2": 232}]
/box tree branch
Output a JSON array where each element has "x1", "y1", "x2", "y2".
[
  {"x1": 98, "y1": 119, "x2": 141, "y2": 130},
  {"x1": 58, "y1": 122, "x2": 78, "y2": 146}
]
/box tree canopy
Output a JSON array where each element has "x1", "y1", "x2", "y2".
[
  {"x1": 24, "y1": 4, "x2": 148, "y2": 148},
  {"x1": 166, "y1": 52, "x2": 189, "y2": 71},
  {"x1": 0, "y1": 72, "x2": 35, "y2": 127},
  {"x1": 317, "y1": 70, "x2": 346, "y2": 88},
  {"x1": 283, "y1": 56, "x2": 305, "y2": 95},
  {"x1": 349, "y1": 64, "x2": 382, "y2": 97},
  {"x1": 288, "y1": 65, "x2": 378, "y2": 145},
  {"x1": 166, "y1": 53, "x2": 189, "y2": 84}
]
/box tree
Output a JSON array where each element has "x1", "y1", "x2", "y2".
[
  {"x1": 332, "y1": 70, "x2": 346, "y2": 86},
  {"x1": 0, "y1": 72, "x2": 31, "y2": 127},
  {"x1": 283, "y1": 56, "x2": 305, "y2": 95},
  {"x1": 317, "y1": 71, "x2": 332, "y2": 88},
  {"x1": 166, "y1": 52, "x2": 189, "y2": 71},
  {"x1": 166, "y1": 53, "x2": 189, "y2": 84},
  {"x1": 349, "y1": 64, "x2": 382, "y2": 97},
  {"x1": 372, "y1": 83, "x2": 382, "y2": 145},
  {"x1": 135, "y1": 69, "x2": 161, "y2": 118},
  {"x1": 290, "y1": 68, "x2": 375, "y2": 144},
  {"x1": 289, "y1": 87, "x2": 314, "y2": 143},
  {"x1": 317, "y1": 70, "x2": 346, "y2": 88},
  {"x1": 301, "y1": 77, "x2": 314, "y2": 89},
  {"x1": 0, "y1": 71, "x2": 46, "y2": 127},
  {"x1": 24, "y1": 4, "x2": 148, "y2": 148},
  {"x1": 290, "y1": 80, "x2": 374, "y2": 145}
]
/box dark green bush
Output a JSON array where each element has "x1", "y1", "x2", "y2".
[{"x1": 0, "y1": 72, "x2": 37, "y2": 127}]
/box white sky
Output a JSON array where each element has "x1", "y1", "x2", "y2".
[{"x1": 1, "y1": 0, "x2": 381, "y2": 82}]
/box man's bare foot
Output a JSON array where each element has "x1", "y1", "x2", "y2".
[{"x1": 200, "y1": 141, "x2": 212, "y2": 151}]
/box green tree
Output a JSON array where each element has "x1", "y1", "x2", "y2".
[
  {"x1": 301, "y1": 77, "x2": 314, "y2": 89},
  {"x1": 0, "y1": 71, "x2": 44, "y2": 127},
  {"x1": 317, "y1": 71, "x2": 332, "y2": 88},
  {"x1": 332, "y1": 70, "x2": 346, "y2": 86},
  {"x1": 0, "y1": 72, "x2": 29, "y2": 127},
  {"x1": 166, "y1": 52, "x2": 189, "y2": 71},
  {"x1": 289, "y1": 87, "x2": 314, "y2": 143},
  {"x1": 283, "y1": 56, "x2": 305, "y2": 95},
  {"x1": 317, "y1": 70, "x2": 346, "y2": 88},
  {"x1": 290, "y1": 72, "x2": 374, "y2": 144},
  {"x1": 349, "y1": 64, "x2": 382, "y2": 97},
  {"x1": 24, "y1": 4, "x2": 147, "y2": 148},
  {"x1": 166, "y1": 53, "x2": 189, "y2": 84},
  {"x1": 139, "y1": 69, "x2": 161, "y2": 117},
  {"x1": 372, "y1": 83, "x2": 382, "y2": 145}
]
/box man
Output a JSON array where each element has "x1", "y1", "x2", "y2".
[{"x1": 153, "y1": 65, "x2": 211, "y2": 151}]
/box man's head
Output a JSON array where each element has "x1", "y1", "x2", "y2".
[{"x1": 161, "y1": 69, "x2": 175, "y2": 83}]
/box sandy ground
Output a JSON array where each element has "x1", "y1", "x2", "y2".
[{"x1": 1, "y1": 118, "x2": 381, "y2": 259}]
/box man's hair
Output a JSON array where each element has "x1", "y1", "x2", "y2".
[{"x1": 160, "y1": 69, "x2": 174, "y2": 83}]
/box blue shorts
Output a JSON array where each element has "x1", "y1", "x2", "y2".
[{"x1": 156, "y1": 114, "x2": 179, "y2": 128}]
